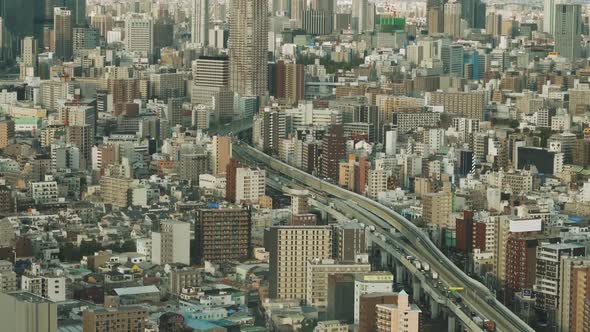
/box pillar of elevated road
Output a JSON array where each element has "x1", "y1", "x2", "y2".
[
  {"x1": 412, "y1": 277, "x2": 421, "y2": 302},
  {"x1": 430, "y1": 300, "x2": 440, "y2": 319},
  {"x1": 447, "y1": 315, "x2": 456, "y2": 332},
  {"x1": 396, "y1": 265, "x2": 404, "y2": 284}
]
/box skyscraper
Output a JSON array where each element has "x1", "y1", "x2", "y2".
[
  {"x1": 427, "y1": 0, "x2": 444, "y2": 34},
  {"x1": 554, "y1": 3, "x2": 582, "y2": 61},
  {"x1": 54, "y1": 7, "x2": 73, "y2": 60},
  {"x1": 461, "y1": 0, "x2": 486, "y2": 29},
  {"x1": 543, "y1": 0, "x2": 565, "y2": 35},
  {"x1": 192, "y1": 0, "x2": 209, "y2": 46},
  {"x1": 64, "y1": 0, "x2": 86, "y2": 26},
  {"x1": 352, "y1": 0, "x2": 369, "y2": 34},
  {"x1": 125, "y1": 14, "x2": 153, "y2": 56},
  {"x1": 229, "y1": 0, "x2": 268, "y2": 98},
  {"x1": 444, "y1": 1, "x2": 462, "y2": 38}
]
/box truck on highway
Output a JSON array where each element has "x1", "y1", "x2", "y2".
[
  {"x1": 423, "y1": 262, "x2": 430, "y2": 271},
  {"x1": 414, "y1": 261, "x2": 422, "y2": 270},
  {"x1": 431, "y1": 271, "x2": 438, "y2": 280}
]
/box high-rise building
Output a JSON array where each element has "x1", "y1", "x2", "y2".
[
  {"x1": 229, "y1": 0, "x2": 268, "y2": 97},
  {"x1": 422, "y1": 190, "x2": 452, "y2": 227},
  {"x1": 554, "y1": 4, "x2": 582, "y2": 61},
  {"x1": 430, "y1": 91, "x2": 486, "y2": 120},
  {"x1": 152, "y1": 221, "x2": 191, "y2": 266},
  {"x1": 235, "y1": 167, "x2": 266, "y2": 204},
  {"x1": 125, "y1": 15, "x2": 153, "y2": 56},
  {"x1": 460, "y1": 0, "x2": 486, "y2": 29},
  {"x1": 209, "y1": 136, "x2": 232, "y2": 176},
  {"x1": 225, "y1": 158, "x2": 241, "y2": 203},
  {"x1": 191, "y1": 56, "x2": 233, "y2": 124},
  {"x1": 557, "y1": 257, "x2": 590, "y2": 332},
  {"x1": 64, "y1": 0, "x2": 87, "y2": 26},
  {"x1": 54, "y1": 7, "x2": 73, "y2": 60},
  {"x1": 544, "y1": 0, "x2": 565, "y2": 35},
  {"x1": 321, "y1": 125, "x2": 346, "y2": 182},
  {"x1": 285, "y1": 63, "x2": 305, "y2": 103},
  {"x1": 0, "y1": 292, "x2": 57, "y2": 332},
  {"x1": 332, "y1": 222, "x2": 368, "y2": 262},
  {"x1": 268, "y1": 226, "x2": 332, "y2": 300},
  {"x1": 486, "y1": 12, "x2": 502, "y2": 38},
  {"x1": 72, "y1": 27, "x2": 99, "y2": 54},
  {"x1": 178, "y1": 152, "x2": 209, "y2": 183},
  {"x1": 83, "y1": 306, "x2": 148, "y2": 332},
  {"x1": 534, "y1": 243, "x2": 586, "y2": 323},
  {"x1": 192, "y1": 0, "x2": 209, "y2": 46},
  {"x1": 305, "y1": 259, "x2": 371, "y2": 308},
  {"x1": 427, "y1": 0, "x2": 444, "y2": 34},
  {"x1": 20, "y1": 37, "x2": 38, "y2": 76},
  {"x1": 352, "y1": 0, "x2": 369, "y2": 34},
  {"x1": 444, "y1": 1, "x2": 462, "y2": 38},
  {"x1": 0, "y1": 120, "x2": 14, "y2": 149},
  {"x1": 195, "y1": 207, "x2": 252, "y2": 263}
]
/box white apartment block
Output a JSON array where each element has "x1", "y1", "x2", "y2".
[
  {"x1": 152, "y1": 221, "x2": 190, "y2": 265},
  {"x1": 235, "y1": 167, "x2": 266, "y2": 205}
]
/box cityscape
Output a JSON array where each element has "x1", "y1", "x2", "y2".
[{"x1": 0, "y1": 0, "x2": 589, "y2": 331}]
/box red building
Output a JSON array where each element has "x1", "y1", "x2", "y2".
[
  {"x1": 225, "y1": 158, "x2": 242, "y2": 203},
  {"x1": 455, "y1": 210, "x2": 474, "y2": 253}
]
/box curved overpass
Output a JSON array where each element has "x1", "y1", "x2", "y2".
[{"x1": 234, "y1": 142, "x2": 534, "y2": 332}]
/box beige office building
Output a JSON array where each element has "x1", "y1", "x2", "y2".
[
  {"x1": 305, "y1": 259, "x2": 371, "y2": 308},
  {"x1": 422, "y1": 190, "x2": 452, "y2": 227},
  {"x1": 269, "y1": 226, "x2": 332, "y2": 300}
]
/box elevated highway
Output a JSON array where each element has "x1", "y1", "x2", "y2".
[{"x1": 233, "y1": 142, "x2": 534, "y2": 332}]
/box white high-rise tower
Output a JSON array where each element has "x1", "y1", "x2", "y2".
[{"x1": 192, "y1": 0, "x2": 209, "y2": 46}]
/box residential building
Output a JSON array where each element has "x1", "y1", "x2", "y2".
[{"x1": 152, "y1": 221, "x2": 191, "y2": 266}]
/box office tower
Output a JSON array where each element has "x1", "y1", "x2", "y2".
[
  {"x1": 427, "y1": 0, "x2": 444, "y2": 34},
  {"x1": 54, "y1": 7, "x2": 73, "y2": 60},
  {"x1": 235, "y1": 167, "x2": 266, "y2": 204},
  {"x1": 285, "y1": 63, "x2": 305, "y2": 103},
  {"x1": 309, "y1": 0, "x2": 335, "y2": 33},
  {"x1": 290, "y1": 0, "x2": 305, "y2": 21},
  {"x1": 374, "y1": 291, "x2": 421, "y2": 332},
  {"x1": 90, "y1": 14, "x2": 113, "y2": 38},
  {"x1": 195, "y1": 207, "x2": 252, "y2": 263},
  {"x1": 554, "y1": 4, "x2": 582, "y2": 61},
  {"x1": 150, "y1": 72, "x2": 186, "y2": 101},
  {"x1": 20, "y1": 37, "x2": 38, "y2": 75},
  {"x1": 178, "y1": 152, "x2": 208, "y2": 183},
  {"x1": 321, "y1": 125, "x2": 347, "y2": 182},
  {"x1": 444, "y1": 1, "x2": 462, "y2": 38},
  {"x1": 64, "y1": 0, "x2": 86, "y2": 26},
  {"x1": 192, "y1": 56, "x2": 234, "y2": 124},
  {"x1": 441, "y1": 43, "x2": 464, "y2": 77},
  {"x1": 192, "y1": 0, "x2": 209, "y2": 46},
  {"x1": 354, "y1": 272, "x2": 394, "y2": 324},
  {"x1": 0, "y1": 292, "x2": 58, "y2": 332},
  {"x1": 72, "y1": 27, "x2": 98, "y2": 54},
  {"x1": 152, "y1": 221, "x2": 191, "y2": 265},
  {"x1": 0, "y1": 120, "x2": 14, "y2": 149},
  {"x1": 352, "y1": 0, "x2": 368, "y2": 34},
  {"x1": 125, "y1": 15, "x2": 153, "y2": 56},
  {"x1": 557, "y1": 257, "x2": 590, "y2": 332},
  {"x1": 544, "y1": 0, "x2": 565, "y2": 35},
  {"x1": 229, "y1": 0, "x2": 268, "y2": 98},
  {"x1": 210, "y1": 136, "x2": 232, "y2": 176},
  {"x1": 460, "y1": 0, "x2": 486, "y2": 29},
  {"x1": 305, "y1": 259, "x2": 371, "y2": 308},
  {"x1": 83, "y1": 307, "x2": 148, "y2": 332},
  {"x1": 534, "y1": 243, "x2": 586, "y2": 322},
  {"x1": 485, "y1": 12, "x2": 502, "y2": 38},
  {"x1": 333, "y1": 222, "x2": 368, "y2": 262},
  {"x1": 164, "y1": 98, "x2": 184, "y2": 128},
  {"x1": 67, "y1": 125, "x2": 92, "y2": 169},
  {"x1": 268, "y1": 226, "x2": 332, "y2": 300}
]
